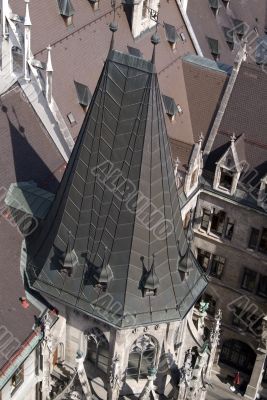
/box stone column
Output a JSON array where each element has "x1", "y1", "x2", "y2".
[
  {"x1": 244, "y1": 349, "x2": 266, "y2": 399},
  {"x1": 76, "y1": 351, "x2": 93, "y2": 400},
  {"x1": 244, "y1": 316, "x2": 267, "y2": 400}
]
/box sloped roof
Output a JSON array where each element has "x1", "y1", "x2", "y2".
[
  {"x1": 187, "y1": 0, "x2": 267, "y2": 65},
  {"x1": 0, "y1": 84, "x2": 64, "y2": 369},
  {"x1": 26, "y1": 49, "x2": 207, "y2": 328},
  {"x1": 205, "y1": 62, "x2": 267, "y2": 188}
]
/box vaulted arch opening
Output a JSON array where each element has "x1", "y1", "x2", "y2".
[
  {"x1": 126, "y1": 335, "x2": 158, "y2": 381},
  {"x1": 86, "y1": 328, "x2": 109, "y2": 373},
  {"x1": 219, "y1": 339, "x2": 256, "y2": 374}
]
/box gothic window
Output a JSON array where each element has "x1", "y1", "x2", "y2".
[
  {"x1": 248, "y1": 228, "x2": 260, "y2": 250},
  {"x1": 11, "y1": 364, "x2": 24, "y2": 395},
  {"x1": 224, "y1": 218, "x2": 234, "y2": 240},
  {"x1": 127, "y1": 335, "x2": 157, "y2": 380},
  {"x1": 210, "y1": 210, "x2": 226, "y2": 236},
  {"x1": 210, "y1": 255, "x2": 225, "y2": 279},
  {"x1": 219, "y1": 168, "x2": 234, "y2": 190},
  {"x1": 197, "y1": 248, "x2": 211, "y2": 272},
  {"x1": 86, "y1": 328, "x2": 109, "y2": 373},
  {"x1": 259, "y1": 228, "x2": 267, "y2": 254},
  {"x1": 198, "y1": 293, "x2": 216, "y2": 316},
  {"x1": 241, "y1": 268, "x2": 257, "y2": 293},
  {"x1": 219, "y1": 340, "x2": 256, "y2": 374},
  {"x1": 257, "y1": 274, "x2": 267, "y2": 298},
  {"x1": 200, "y1": 209, "x2": 211, "y2": 231}
]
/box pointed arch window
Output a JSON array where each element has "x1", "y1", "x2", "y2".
[
  {"x1": 127, "y1": 335, "x2": 158, "y2": 380},
  {"x1": 86, "y1": 328, "x2": 109, "y2": 373}
]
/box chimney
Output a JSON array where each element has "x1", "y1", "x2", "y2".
[
  {"x1": 2, "y1": 0, "x2": 9, "y2": 39},
  {"x1": 45, "y1": 45, "x2": 53, "y2": 104},
  {"x1": 23, "y1": 0, "x2": 32, "y2": 81}
]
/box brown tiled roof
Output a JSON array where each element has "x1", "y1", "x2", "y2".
[
  {"x1": 206, "y1": 62, "x2": 267, "y2": 184},
  {"x1": 0, "y1": 84, "x2": 64, "y2": 368},
  {"x1": 182, "y1": 55, "x2": 229, "y2": 143},
  {"x1": 169, "y1": 137, "x2": 193, "y2": 172},
  {"x1": 187, "y1": 0, "x2": 267, "y2": 65},
  {"x1": 10, "y1": 0, "x2": 197, "y2": 147}
]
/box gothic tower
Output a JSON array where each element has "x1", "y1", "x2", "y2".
[{"x1": 25, "y1": 33, "x2": 207, "y2": 398}]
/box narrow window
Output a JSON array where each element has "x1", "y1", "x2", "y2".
[
  {"x1": 210, "y1": 255, "x2": 225, "y2": 279},
  {"x1": 257, "y1": 275, "x2": 267, "y2": 297},
  {"x1": 197, "y1": 248, "x2": 211, "y2": 272},
  {"x1": 259, "y1": 228, "x2": 267, "y2": 254},
  {"x1": 11, "y1": 365, "x2": 24, "y2": 395},
  {"x1": 210, "y1": 210, "x2": 226, "y2": 236},
  {"x1": 219, "y1": 168, "x2": 234, "y2": 190},
  {"x1": 224, "y1": 218, "x2": 234, "y2": 240},
  {"x1": 241, "y1": 268, "x2": 257, "y2": 292},
  {"x1": 200, "y1": 209, "x2": 210, "y2": 231},
  {"x1": 248, "y1": 228, "x2": 260, "y2": 250}
]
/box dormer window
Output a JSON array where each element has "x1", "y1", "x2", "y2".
[
  {"x1": 219, "y1": 168, "x2": 234, "y2": 190},
  {"x1": 164, "y1": 23, "x2": 179, "y2": 50},
  {"x1": 209, "y1": 0, "x2": 220, "y2": 16},
  {"x1": 57, "y1": 0, "x2": 75, "y2": 26},
  {"x1": 162, "y1": 95, "x2": 178, "y2": 121},
  {"x1": 89, "y1": 0, "x2": 99, "y2": 11},
  {"x1": 207, "y1": 37, "x2": 220, "y2": 61}
]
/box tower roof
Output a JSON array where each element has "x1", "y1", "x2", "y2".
[{"x1": 26, "y1": 49, "x2": 207, "y2": 328}]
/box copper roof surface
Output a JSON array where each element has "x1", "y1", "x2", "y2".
[{"x1": 26, "y1": 49, "x2": 207, "y2": 327}]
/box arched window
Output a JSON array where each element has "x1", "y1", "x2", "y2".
[
  {"x1": 127, "y1": 335, "x2": 158, "y2": 380},
  {"x1": 86, "y1": 328, "x2": 109, "y2": 373},
  {"x1": 219, "y1": 339, "x2": 256, "y2": 374}
]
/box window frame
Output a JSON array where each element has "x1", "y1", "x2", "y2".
[
  {"x1": 257, "y1": 274, "x2": 267, "y2": 298},
  {"x1": 11, "y1": 365, "x2": 24, "y2": 396},
  {"x1": 210, "y1": 255, "x2": 225, "y2": 279},
  {"x1": 241, "y1": 268, "x2": 257, "y2": 293}
]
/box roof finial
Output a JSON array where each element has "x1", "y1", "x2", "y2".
[
  {"x1": 151, "y1": 31, "x2": 160, "y2": 64},
  {"x1": 198, "y1": 132, "x2": 204, "y2": 144},
  {"x1": 24, "y1": 0, "x2": 32, "y2": 26},
  {"x1": 109, "y1": 0, "x2": 118, "y2": 52},
  {"x1": 231, "y1": 132, "x2": 236, "y2": 143}
]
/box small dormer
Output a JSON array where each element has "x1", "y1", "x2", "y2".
[
  {"x1": 141, "y1": 254, "x2": 160, "y2": 296},
  {"x1": 207, "y1": 37, "x2": 220, "y2": 61},
  {"x1": 162, "y1": 94, "x2": 179, "y2": 121},
  {"x1": 131, "y1": 0, "x2": 159, "y2": 39},
  {"x1": 233, "y1": 19, "x2": 245, "y2": 40},
  {"x1": 74, "y1": 81, "x2": 92, "y2": 110},
  {"x1": 208, "y1": 0, "x2": 220, "y2": 16},
  {"x1": 93, "y1": 247, "x2": 113, "y2": 291},
  {"x1": 213, "y1": 134, "x2": 245, "y2": 195},
  {"x1": 164, "y1": 22, "x2": 179, "y2": 50},
  {"x1": 57, "y1": 233, "x2": 78, "y2": 277},
  {"x1": 184, "y1": 135, "x2": 203, "y2": 197},
  {"x1": 57, "y1": 0, "x2": 75, "y2": 26}
]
